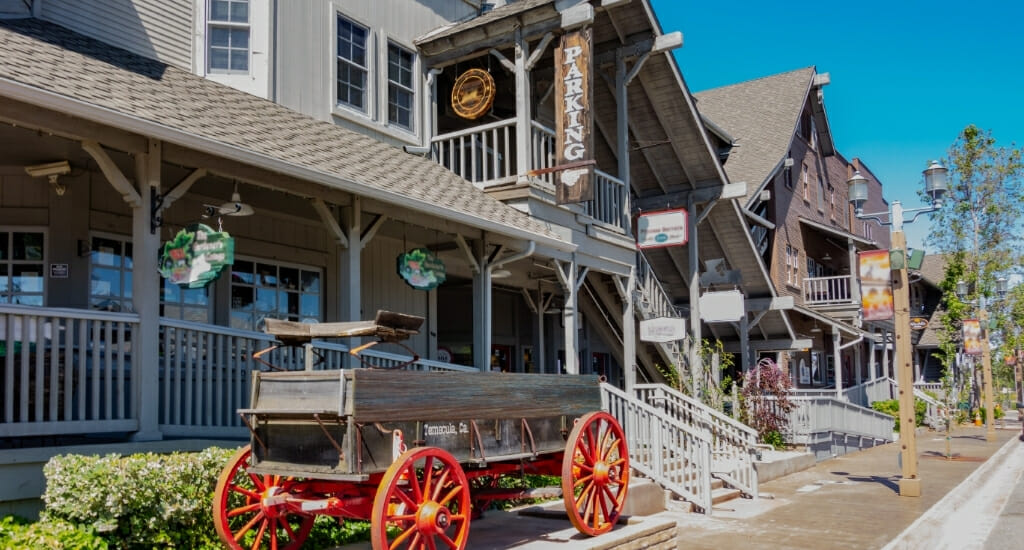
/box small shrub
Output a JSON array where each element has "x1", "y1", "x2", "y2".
[
  {"x1": 0, "y1": 515, "x2": 107, "y2": 550},
  {"x1": 871, "y1": 399, "x2": 927, "y2": 432},
  {"x1": 761, "y1": 430, "x2": 786, "y2": 450}
]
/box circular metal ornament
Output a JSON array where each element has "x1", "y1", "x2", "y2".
[{"x1": 451, "y1": 68, "x2": 496, "y2": 120}]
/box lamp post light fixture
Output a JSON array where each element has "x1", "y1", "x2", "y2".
[{"x1": 848, "y1": 160, "x2": 948, "y2": 498}]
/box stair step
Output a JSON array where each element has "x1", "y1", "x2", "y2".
[
  {"x1": 711, "y1": 487, "x2": 742, "y2": 506},
  {"x1": 710, "y1": 478, "x2": 724, "y2": 491}
]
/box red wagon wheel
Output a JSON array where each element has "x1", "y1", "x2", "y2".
[
  {"x1": 371, "y1": 447, "x2": 471, "y2": 550},
  {"x1": 213, "y1": 445, "x2": 315, "y2": 550},
  {"x1": 561, "y1": 411, "x2": 630, "y2": 536}
]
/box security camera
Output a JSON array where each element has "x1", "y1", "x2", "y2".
[{"x1": 25, "y1": 161, "x2": 71, "y2": 179}]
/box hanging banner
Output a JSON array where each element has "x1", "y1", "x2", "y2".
[
  {"x1": 636, "y1": 208, "x2": 688, "y2": 249},
  {"x1": 640, "y1": 317, "x2": 686, "y2": 343},
  {"x1": 963, "y1": 319, "x2": 983, "y2": 355},
  {"x1": 397, "y1": 248, "x2": 447, "y2": 291},
  {"x1": 159, "y1": 224, "x2": 234, "y2": 288},
  {"x1": 858, "y1": 249, "x2": 893, "y2": 321},
  {"x1": 554, "y1": 28, "x2": 594, "y2": 204}
]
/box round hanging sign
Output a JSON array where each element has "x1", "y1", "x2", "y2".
[{"x1": 451, "y1": 68, "x2": 496, "y2": 120}]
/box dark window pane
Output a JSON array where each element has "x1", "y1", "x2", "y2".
[
  {"x1": 230, "y1": 49, "x2": 248, "y2": 71},
  {"x1": 301, "y1": 271, "x2": 320, "y2": 293},
  {"x1": 14, "y1": 232, "x2": 43, "y2": 261},
  {"x1": 0, "y1": 264, "x2": 8, "y2": 293},
  {"x1": 210, "y1": 0, "x2": 231, "y2": 21},
  {"x1": 91, "y1": 267, "x2": 120, "y2": 297},
  {"x1": 231, "y1": 28, "x2": 249, "y2": 49},
  {"x1": 279, "y1": 267, "x2": 298, "y2": 290},
  {"x1": 210, "y1": 48, "x2": 229, "y2": 70},
  {"x1": 257, "y1": 264, "x2": 277, "y2": 286},
  {"x1": 92, "y1": 237, "x2": 122, "y2": 267},
  {"x1": 229, "y1": 0, "x2": 249, "y2": 22},
  {"x1": 232, "y1": 260, "x2": 254, "y2": 284},
  {"x1": 210, "y1": 26, "x2": 230, "y2": 47},
  {"x1": 0, "y1": 232, "x2": 8, "y2": 260},
  {"x1": 231, "y1": 285, "x2": 253, "y2": 310}
]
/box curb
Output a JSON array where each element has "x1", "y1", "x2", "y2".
[{"x1": 882, "y1": 433, "x2": 1022, "y2": 549}]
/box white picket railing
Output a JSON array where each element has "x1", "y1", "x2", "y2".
[
  {"x1": 602, "y1": 383, "x2": 713, "y2": 514},
  {"x1": 763, "y1": 394, "x2": 894, "y2": 446},
  {"x1": 431, "y1": 118, "x2": 516, "y2": 188},
  {"x1": 1, "y1": 305, "x2": 140, "y2": 437},
  {"x1": 802, "y1": 275, "x2": 853, "y2": 305},
  {"x1": 635, "y1": 384, "x2": 758, "y2": 498}
]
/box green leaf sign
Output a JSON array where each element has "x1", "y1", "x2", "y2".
[
  {"x1": 397, "y1": 248, "x2": 446, "y2": 291},
  {"x1": 159, "y1": 224, "x2": 235, "y2": 289}
]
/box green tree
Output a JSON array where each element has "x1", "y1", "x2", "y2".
[{"x1": 929, "y1": 125, "x2": 1023, "y2": 405}]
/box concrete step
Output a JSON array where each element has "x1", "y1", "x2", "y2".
[{"x1": 711, "y1": 486, "x2": 742, "y2": 506}]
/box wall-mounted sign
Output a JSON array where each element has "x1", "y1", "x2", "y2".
[
  {"x1": 554, "y1": 29, "x2": 594, "y2": 204},
  {"x1": 699, "y1": 290, "x2": 744, "y2": 323},
  {"x1": 451, "y1": 68, "x2": 496, "y2": 120},
  {"x1": 909, "y1": 317, "x2": 929, "y2": 331},
  {"x1": 859, "y1": 249, "x2": 893, "y2": 321},
  {"x1": 159, "y1": 224, "x2": 234, "y2": 288},
  {"x1": 49, "y1": 263, "x2": 69, "y2": 279},
  {"x1": 636, "y1": 208, "x2": 688, "y2": 249},
  {"x1": 397, "y1": 248, "x2": 446, "y2": 291},
  {"x1": 436, "y1": 347, "x2": 453, "y2": 363},
  {"x1": 640, "y1": 317, "x2": 686, "y2": 343},
  {"x1": 963, "y1": 319, "x2": 982, "y2": 355}
]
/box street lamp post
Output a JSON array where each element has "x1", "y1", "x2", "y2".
[
  {"x1": 957, "y1": 275, "x2": 1009, "y2": 442},
  {"x1": 848, "y1": 160, "x2": 948, "y2": 498}
]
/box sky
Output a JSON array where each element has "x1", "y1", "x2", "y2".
[{"x1": 650, "y1": 0, "x2": 1024, "y2": 251}]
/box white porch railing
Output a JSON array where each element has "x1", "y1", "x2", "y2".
[
  {"x1": 764, "y1": 394, "x2": 894, "y2": 447},
  {"x1": 635, "y1": 384, "x2": 758, "y2": 499},
  {"x1": 914, "y1": 381, "x2": 943, "y2": 397},
  {"x1": 1, "y1": 305, "x2": 140, "y2": 437},
  {"x1": 802, "y1": 275, "x2": 853, "y2": 305},
  {"x1": 602, "y1": 383, "x2": 713, "y2": 514}
]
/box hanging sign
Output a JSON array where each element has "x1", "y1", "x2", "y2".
[
  {"x1": 159, "y1": 223, "x2": 234, "y2": 288},
  {"x1": 699, "y1": 290, "x2": 745, "y2": 323},
  {"x1": 554, "y1": 28, "x2": 594, "y2": 204},
  {"x1": 963, "y1": 319, "x2": 982, "y2": 355},
  {"x1": 397, "y1": 248, "x2": 447, "y2": 291},
  {"x1": 640, "y1": 317, "x2": 686, "y2": 343},
  {"x1": 909, "y1": 317, "x2": 929, "y2": 331},
  {"x1": 451, "y1": 68, "x2": 496, "y2": 120},
  {"x1": 858, "y1": 249, "x2": 893, "y2": 321},
  {"x1": 636, "y1": 208, "x2": 688, "y2": 249}
]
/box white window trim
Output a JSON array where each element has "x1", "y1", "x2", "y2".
[
  {"x1": 0, "y1": 226, "x2": 48, "y2": 306},
  {"x1": 331, "y1": 9, "x2": 375, "y2": 121},
  {"x1": 802, "y1": 164, "x2": 809, "y2": 201},
  {"x1": 383, "y1": 35, "x2": 419, "y2": 136},
  {"x1": 206, "y1": 0, "x2": 251, "y2": 75},
  {"x1": 229, "y1": 255, "x2": 324, "y2": 331},
  {"x1": 194, "y1": 0, "x2": 270, "y2": 99}
]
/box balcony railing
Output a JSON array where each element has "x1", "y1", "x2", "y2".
[
  {"x1": 431, "y1": 118, "x2": 629, "y2": 232},
  {"x1": 803, "y1": 275, "x2": 854, "y2": 306}
]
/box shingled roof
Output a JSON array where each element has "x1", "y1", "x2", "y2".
[
  {"x1": 0, "y1": 18, "x2": 569, "y2": 249},
  {"x1": 694, "y1": 67, "x2": 816, "y2": 206}
]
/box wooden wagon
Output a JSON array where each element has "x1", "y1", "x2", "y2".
[{"x1": 212, "y1": 312, "x2": 630, "y2": 550}]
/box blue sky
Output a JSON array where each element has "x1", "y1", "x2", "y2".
[{"x1": 650, "y1": 0, "x2": 1024, "y2": 251}]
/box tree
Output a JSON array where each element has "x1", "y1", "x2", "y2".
[{"x1": 929, "y1": 125, "x2": 1024, "y2": 405}]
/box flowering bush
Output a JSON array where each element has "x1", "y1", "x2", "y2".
[
  {"x1": 740, "y1": 358, "x2": 795, "y2": 447},
  {"x1": 0, "y1": 515, "x2": 107, "y2": 550}
]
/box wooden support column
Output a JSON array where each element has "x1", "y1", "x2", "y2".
[
  {"x1": 832, "y1": 327, "x2": 843, "y2": 401},
  {"x1": 131, "y1": 139, "x2": 162, "y2": 441},
  {"x1": 513, "y1": 27, "x2": 532, "y2": 178},
  {"x1": 472, "y1": 238, "x2": 492, "y2": 371},
  {"x1": 739, "y1": 313, "x2": 750, "y2": 375},
  {"x1": 687, "y1": 194, "x2": 701, "y2": 396},
  {"x1": 891, "y1": 229, "x2": 920, "y2": 496},
  {"x1": 854, "y1": 340, "x2": 863, "y2": 388},
  {"x1": 340, "y1": 197, "x2": 362, "y2": 366},
  {"x1": 882, "y1": 331, "x2": 891, "y2": 381},
  {"x1": 614, "y1": 269, "x2": 636, "y2": 390},
  {"x1": 555, "y1": 257, "x2": 588, "y2": 375},
  {"x1": 868, "y1": 338, "x2": 877, "y2": 380}
]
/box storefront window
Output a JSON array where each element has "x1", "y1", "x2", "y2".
[
  {"x1": 230, "y1": 258, "x2": 321, "y2": 331},
  {"x1": 0, "y1": 230, "x2": 45, "y2": 305},
  {"x1": 161, "y1": 280, "x2": 212, "y2": 323},
  {"x1": 90, "y1": 235, "x2": 133, "y2": 312}
]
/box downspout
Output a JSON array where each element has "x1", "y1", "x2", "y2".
[{"x1": 488, "y1": 241, "x2": 535, "y2": 274}]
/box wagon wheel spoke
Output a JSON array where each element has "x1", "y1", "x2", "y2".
[
  {"x1": 438, "y1": 485, "x2": 462, "y2": 507},
  {"x1": 249, "y1": 519, "x2": 268, "y2": 550},
  {"x1": 234, "y1": 511, "x2": 266, "y2": 542},
  {"x1": 563, "y1": 412, "x2": 630, "y2": 537},
  {"x1": 437, "y1": 531, "x2": 459, "y2": 549},
  {"x1": 390, "y1": 524, "x2": 417, "y2": 548},
  {"x1": 432, "y1": 468, "x2": 452, "y2": 501},
  {"x1": 227, "y1": 502, "x2": 262, "y2": 518}
]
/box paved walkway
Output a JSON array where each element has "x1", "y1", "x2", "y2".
[{"x1": 666, "y1": 421, "x2": 1022, "y2": 550}]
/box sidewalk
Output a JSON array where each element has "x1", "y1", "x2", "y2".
[{"x1": 664, "y1": 421, "x2": 1022, "y2": 550}]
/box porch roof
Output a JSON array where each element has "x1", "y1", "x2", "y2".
[
  {"x1": 799, "y1": 217, "x2": 876, "y2": 248},
  {"x1": 793, "y1": 305, "x2": 873, "y2": 340},
  {"x1": 0, "y1": 18, "x2": 572, "y2": 252}
]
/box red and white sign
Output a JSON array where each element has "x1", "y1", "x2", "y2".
[{"x1": 636, "y1": 208, "x2": 688, "y2": 249}]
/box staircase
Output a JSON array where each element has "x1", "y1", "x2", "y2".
[
  {"x1": 634, "y1": 252, "x2": 687, "y2": 377},
  {"x1": 602, "y1": 383, "x2": 760, "y2": 515}
]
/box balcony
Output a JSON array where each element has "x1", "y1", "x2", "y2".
[
  {"x1": 430, "y1": 118, "x2": 629, "y2": 233},
  {"x1": 802, "y1": 275, "x2": 854, "y2": 306}
]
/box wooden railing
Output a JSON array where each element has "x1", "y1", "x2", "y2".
[
  {"x1": 602, "y1": 383, "x2": 713, "y2": 514},
  {"x1": 763, "y1": 394, "x2": 894, "y2": 449},
  {"x1": 635, "y1": 384, "x2": 759, "y2": 499},
  {"x1": 802, "y1": 275, "x2": 854, "y2": 305},
  {"x1": 1, "y1": 305, "x2": 140, "y2": 437}
]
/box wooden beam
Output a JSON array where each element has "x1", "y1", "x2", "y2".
[
  {"x1": 360, "y1": 215, "x2": 387, "y2": 247},
  {"x1": 723, "y1": 338, "x2": 812, "y2": 353},
  {"x1": 634, "y1": 181, "x2": 742, "y2": 211},
  {"x1": 161, "y1": 168, "x2": 207, "y2": 209},
  {"x1": 0, "y1": 97, "x2": 147, "y2": 154},
  {"x1": 311, "y1": 198, "x2": 348, "y2": 248},
  {"x1": 745, "y1": 296, "x2": 794, "y2": 311},
  {"x1": 81, "y1": 140, "x2": 141, "y2": 207}
]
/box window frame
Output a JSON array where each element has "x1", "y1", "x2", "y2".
[
  {"x1": 88, "y1": 232, "x2": 133, "y2": 313},
  {"x1": 333, "y1": 12, "x2": 373, "y2": 117},
  {"x1": 229, "y1": 256, "x2": 324, "y2": 332},
  {"x1": 802, "y1": 164, "x2": 810, "y2": 201},
  {"x1": 385, "y1": 39, "x2": 417, "y2": 133},
  {"x1": 0, "y1": 227, "x2": 47, "y2": 306},
  {"x1": 206, "y1": 0, "x2": 251, "y2": 75}
]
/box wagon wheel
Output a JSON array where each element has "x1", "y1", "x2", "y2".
[
  {"x1": 371, "y1": 447, "x2": 471, "y2": 550},
  {"x1": 213, "y1": 445, "x2": 315, "y2": 550},
  {"x1": 561, "y1": 411, "x2": 630, "y2": 536}
]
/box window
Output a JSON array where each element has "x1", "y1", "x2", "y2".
[
  {"x1": 809, "y1": 117, "x2": 817, "y2": 150},
  {"x1": 817, "y1": 177, "x2": 825, "y2": 211},
  {"x1": 829, "y1": 184, "x2": 835, "y2": 216},
  {"x1": 387, "y1": 43, "x2": 415, "y2": 130},
  {"x1": 90, "y1": 235, "x2": 133, "y2": 312},
  {"x1": 785, "y1": 245, "x2": 801, "y2": 286},
  {"x1": 864, "y1": 221, "x2": 874, "y2": 241},
  {"x1": 802, "y1": 164, "x2": 809, "y2": 201},
  {"x1": 162, "y1": 281, "x2": 212, "y2": 323},
  {"x1": 0, "y1": 230, "x2": 45, "y2": 306},
  {"x1": 208, "y1": 0, "x2": 250, "y2": 74},
  {"x1": 336, "y1": 15, "x2": 369, "y2": 112},
  {"x1": 230, "y1": 259, "x2": 322, "y2": 331}
]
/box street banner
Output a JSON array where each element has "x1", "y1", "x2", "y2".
[
  {"x1": 858, "y1": 249, "x2": 893, "y2": 321},
  {"x1": 636, "y1": 208, "x2": 688, "y2": 249},
  {"x1": 963, "y1": 319, "x2": 983, "y2": 355},
  {"x1": 554, "y1": 29, "x2": 593, "y2": 204}
]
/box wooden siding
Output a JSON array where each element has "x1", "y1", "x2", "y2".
[
  {"x1": 40, "y1": 0, "x2": 192, "y2": 70},
  {"x1": 362, "y1": 234, "x2": 430, "y2": 353}
]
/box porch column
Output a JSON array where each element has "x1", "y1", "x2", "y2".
[
  {"x1": 855, "y1": 341, "x2": 863, "y2": 387},
  {"x1": 739, "y1": 313, "x2": 751, "y2": 374},
  {"x1": 133, "y1": 139, "x2": 162, "y2": 441},
  {"x1": 614, "y1": 269, "x2": 636, "y2": 390},
  {"x1": 513, "y1": 27, "x2": 531, "y2": 177},
  {"x1": 472, "y1": 239, "x2": 492, "y2": 371},
  {"x1": 555, "y1": 256, "x2": 587, "y2": 375},
  {"x1": 833, "y1": 327, "x2": 843, "y2": 400},
  {"x1": 688, "y1": 195, "x2": 701, "y2": 397},
  {"x1": 340, "y1": 198, "x2": 362, "y2": 366},
  {"x1": 868, "y1": 338, "x2": 877, "y2": 380},
  {"x1": 848, "y1": 238, "x2": 860, "y2": 303}
]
